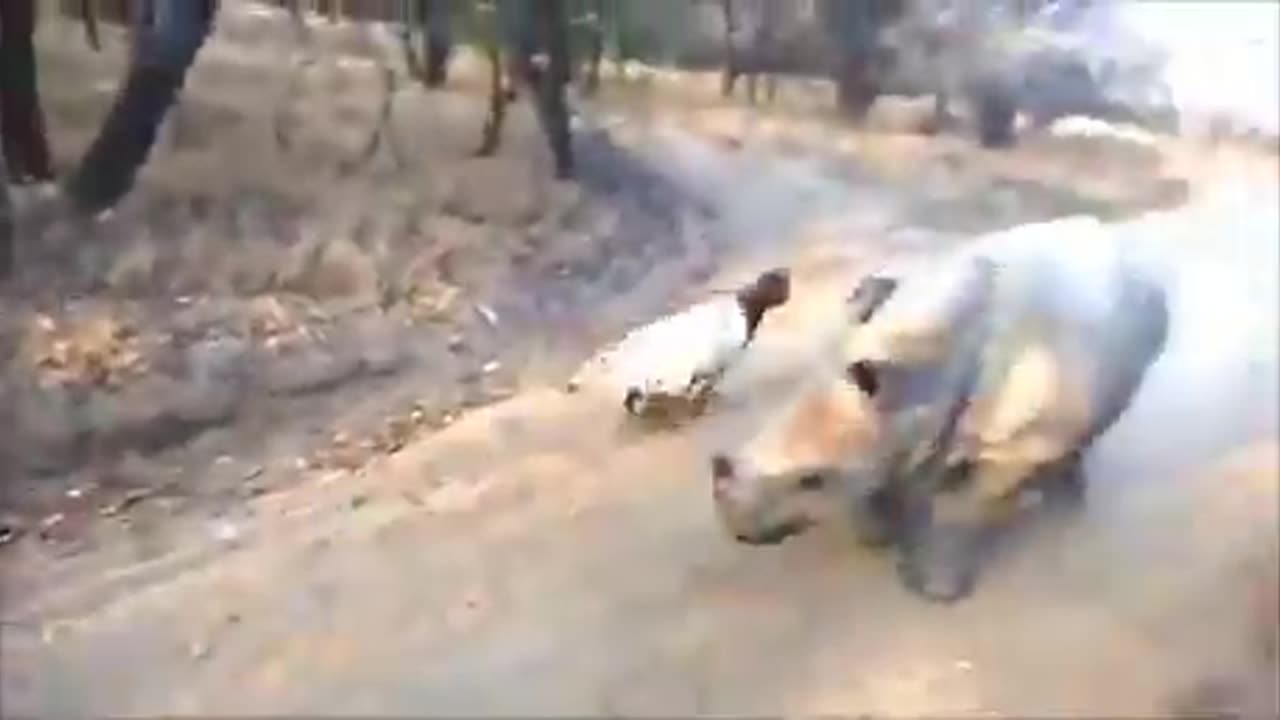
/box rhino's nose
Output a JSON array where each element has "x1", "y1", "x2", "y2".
[
  {"x1": 711, "y1": 454, "x2": 733, "y2": 479},
  {"x1": 623, "y1": 387, "x2": 643, "y2": 414},
  {"x1": 711, "y1": 454, "x2": 736, "y2": 497}
]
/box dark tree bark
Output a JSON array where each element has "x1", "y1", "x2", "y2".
[
  {"x1": 402, "y1": 0, "x2": 453, "y2": 88},
  {"x1": 835, "y1": 54, "x2": 878, "y2": 121},
  {"x1": 0, "y1": 0, "x2": 54, "y2": 183},
  {"x1": 581, "y1": 0, "x2": 603, "y2": 96},
  {"x1": 63, "y1": 0, "x2": 219, "y2": 215},
  {"x1": 478, "y1": 0, "x2": 572, "y2": 177},
  {"x1": 720, "y1": 0, "x2": 738, "y2": 98},
  {"x1": 974, "y1": 74, "x2": 1017, "y2": 148},
  {"x1": 423, "y1": 0, "x2": 452, "y2": 87},
  {"x1": 822, "y1": 0, "x2": 901, "y2": 122},
  {"x1": 80, "y1": 0, "x2": 103, "y2": 51},
  {"x1": 498, "y1": 0, "x2": 535, "y2": 101},
  {"x1": 475, "y1": 37, "x2": 507, "y2": 156},
  {"x1": 754, "y1": 0, "x2": 780, "y2": 105},
  {"x1": 1, "y1": 153, "x2": 12, "y2": 278},
  {"x1": 532, "y1": 0, "x2": 573, "y2": 179}
]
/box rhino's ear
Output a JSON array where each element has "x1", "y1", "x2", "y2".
[
  {"x1": 847, "y1": 359, "x2": 880, "y2": 397},
  {"x1": 847, "y1": 275, "x2": 899, "y2": 325}
]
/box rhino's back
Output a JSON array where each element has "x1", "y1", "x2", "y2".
[{"x1": 957, "y1": 218, "x2": 1170, "y2": 468}]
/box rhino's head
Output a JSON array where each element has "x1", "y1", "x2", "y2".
[
  {"x1": 710, "y1": 354, "x2": 901, "y2": 544},
  {"x1": 709, "y1": 261, "x2": 997, "y2": 546}
]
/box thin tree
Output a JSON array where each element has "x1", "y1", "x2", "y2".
[
  {"x1": 475, "y1": 1, "x2": 507, "y2": 156},
  {"x1": 1, "y1": 153, "x2": 12, "y2": 278},
  {"x1": 531, "y1": 0, "x2": 573, "y2": 178},
  {"x1": 402, "y1": 0, "x2": 454, "y2": 88},
  {"x1": 720, "y1": 0, "x2": 739, "y2": 97},
  {"x1": 62, "y1": 0, "x2": 220, "y2": 215},
  {"x1": 0, "y1": 0, "x2": 54, "y2": 184},
  {"x1": 580, "y1": 0, "x2": 604, "y2": 96},
  {"x1": 80, "y1": 0, "x2": 103, "y2": 51}
]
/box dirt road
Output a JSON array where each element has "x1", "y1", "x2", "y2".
[
  {"x1": 3, "y1": 161, "x2": 1277, "y2": 715},
  {"x1": 2, "y1": 6, "x2": 1277, "y2": 710}
]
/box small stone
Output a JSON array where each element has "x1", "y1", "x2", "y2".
[
  {"x1": 475, "y1": 304, "x2": 499, "y2": 327},
  {"x1": 189, "y1": 640, "x2": 211, "y2": 661},
  {"x1": 65, "y1": 487, "x2": 85, "y2": 499},
  {"x1": 482, "y1": 360, "x2": 501, "y2": 375},
  {"x1": 955, "y1": 659, "x2": 974, "y2": 672},
  {"x1": 447, "y1": 334, "x2": 466, "y2": 352},
  {"x1": 242, "y1": 465, "x2": 264, "y2": 481},
  {"x1": 211, "y1": 521, "x2": 239, "y2": 544},
  {"x1": 349, "y1": 494, "x2": 369, "y2": 509},
  {"x1": 40, "y1": 513, "x2": 65, "y2": 531}
]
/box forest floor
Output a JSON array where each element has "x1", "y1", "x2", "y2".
[{"x1": 1, "y1": 2, "x2": 1277, "y2": 715}]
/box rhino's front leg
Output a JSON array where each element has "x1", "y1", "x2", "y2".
[
  {"x1": 850, "y1": 484, "x2": 903, "y2": 549},
  {"x1": 1041, "y1": 449, "x2": 1086, "y2": 507},
  {"x1": 896, "y1": 462, "x2": 1022, "y2": 604}
]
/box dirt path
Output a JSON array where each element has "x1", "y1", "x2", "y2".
[
  {"x1": 2, "y1": 7, "x2": 1277, "y2": 710},
  {"x1": 3, "y1": 172, "x2": 1277, "y2": 715}
]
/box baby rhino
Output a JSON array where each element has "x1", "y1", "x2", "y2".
[{"x1": 710, "y1": 217, "x2": 1170, "y2": 603}]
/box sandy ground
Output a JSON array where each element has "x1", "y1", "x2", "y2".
[{"x1": 2, "y1": 2, "x2": 1277, "y2": 716}]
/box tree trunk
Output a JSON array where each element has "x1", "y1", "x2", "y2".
[
  {"x1": 80, "y1": 0, "x2": 103, "y2": 51},
  {"x1": 1, "y1": 153, "x2": 12, "y2": 278},
  {"x1": 532, "y1": 0, "x2": 573, "y2": 179},
  {"x1": 62, "y1": 0, "x2": 218, "y2": 215},
  {"x1": 475, "y1": 40, "x2": 506, "y2": 156},
  {"x1": 581, "y1": 0, "x2": 603, "y2": 96},
  {"x1": 719, "y1": 0, "x2": 738, "y2": 98},
  {"x1": 423, "y1": 0, "x2": 452, "y2": 87},
  {"x1": 0, "y1": 0, "x2": 54, "y2": 183},
  {"x1": 835, "y1": 53, "x2": 878, "y2": 122}
]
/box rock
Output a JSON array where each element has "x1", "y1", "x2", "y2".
[
  {"x1": 350, "y1": 311, "x2": 407, "y2": 376},
  {"x1": 210, "y1": 520, "x2": 240, "y2": 544},
  {"x1": 280, "y1": 235, "x2": 380, "y2": 302},
  {"x1": 83, "y1": 376, "x2": 185, "y2": 453},
  {"x1": 79, "y1": 337, "x2": 248, "y2": 456},
  {"x1": 181, "y1": 336, "x2": 250, "y2": 422},
  {"x1": 257, "y1": 345, "x2": 363, "y2": 396},
  {"x1": 475, "y1": 304, "x2": 499, "y2": 328}
]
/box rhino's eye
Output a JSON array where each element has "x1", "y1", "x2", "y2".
[
  {"x1": 846, "y1": 360, "x2": 880, "y2": 397},
  {"x1": 797, "y1": 473, "x2": 826, "y2": 491}
]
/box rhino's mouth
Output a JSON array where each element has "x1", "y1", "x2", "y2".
[{"x1": 730, "y1": 517, "x2": 813, "y2": 545}]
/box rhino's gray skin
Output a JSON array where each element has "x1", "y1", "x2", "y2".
[{"x1": 710, "y1": 217, "x2": 1171, "y2": 603}]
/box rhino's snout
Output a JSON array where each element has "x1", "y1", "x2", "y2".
[
  {"x1": 710, "y1": 453, "x2": 741, "y2": 504},
  {"x1": 623, "y1": 386, "x2": 644, "y2": 414},
  {"x1": 710, "y1": 452, "x2": 812, "y2": 545}
]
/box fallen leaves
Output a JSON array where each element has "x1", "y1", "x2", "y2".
[{"x1": 22, "y1": 311, "x2": 149, "y2": 388}]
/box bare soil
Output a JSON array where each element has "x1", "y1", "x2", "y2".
[{"x1": 1, "y1": 3, "x2": 1276, "y2": 716}]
